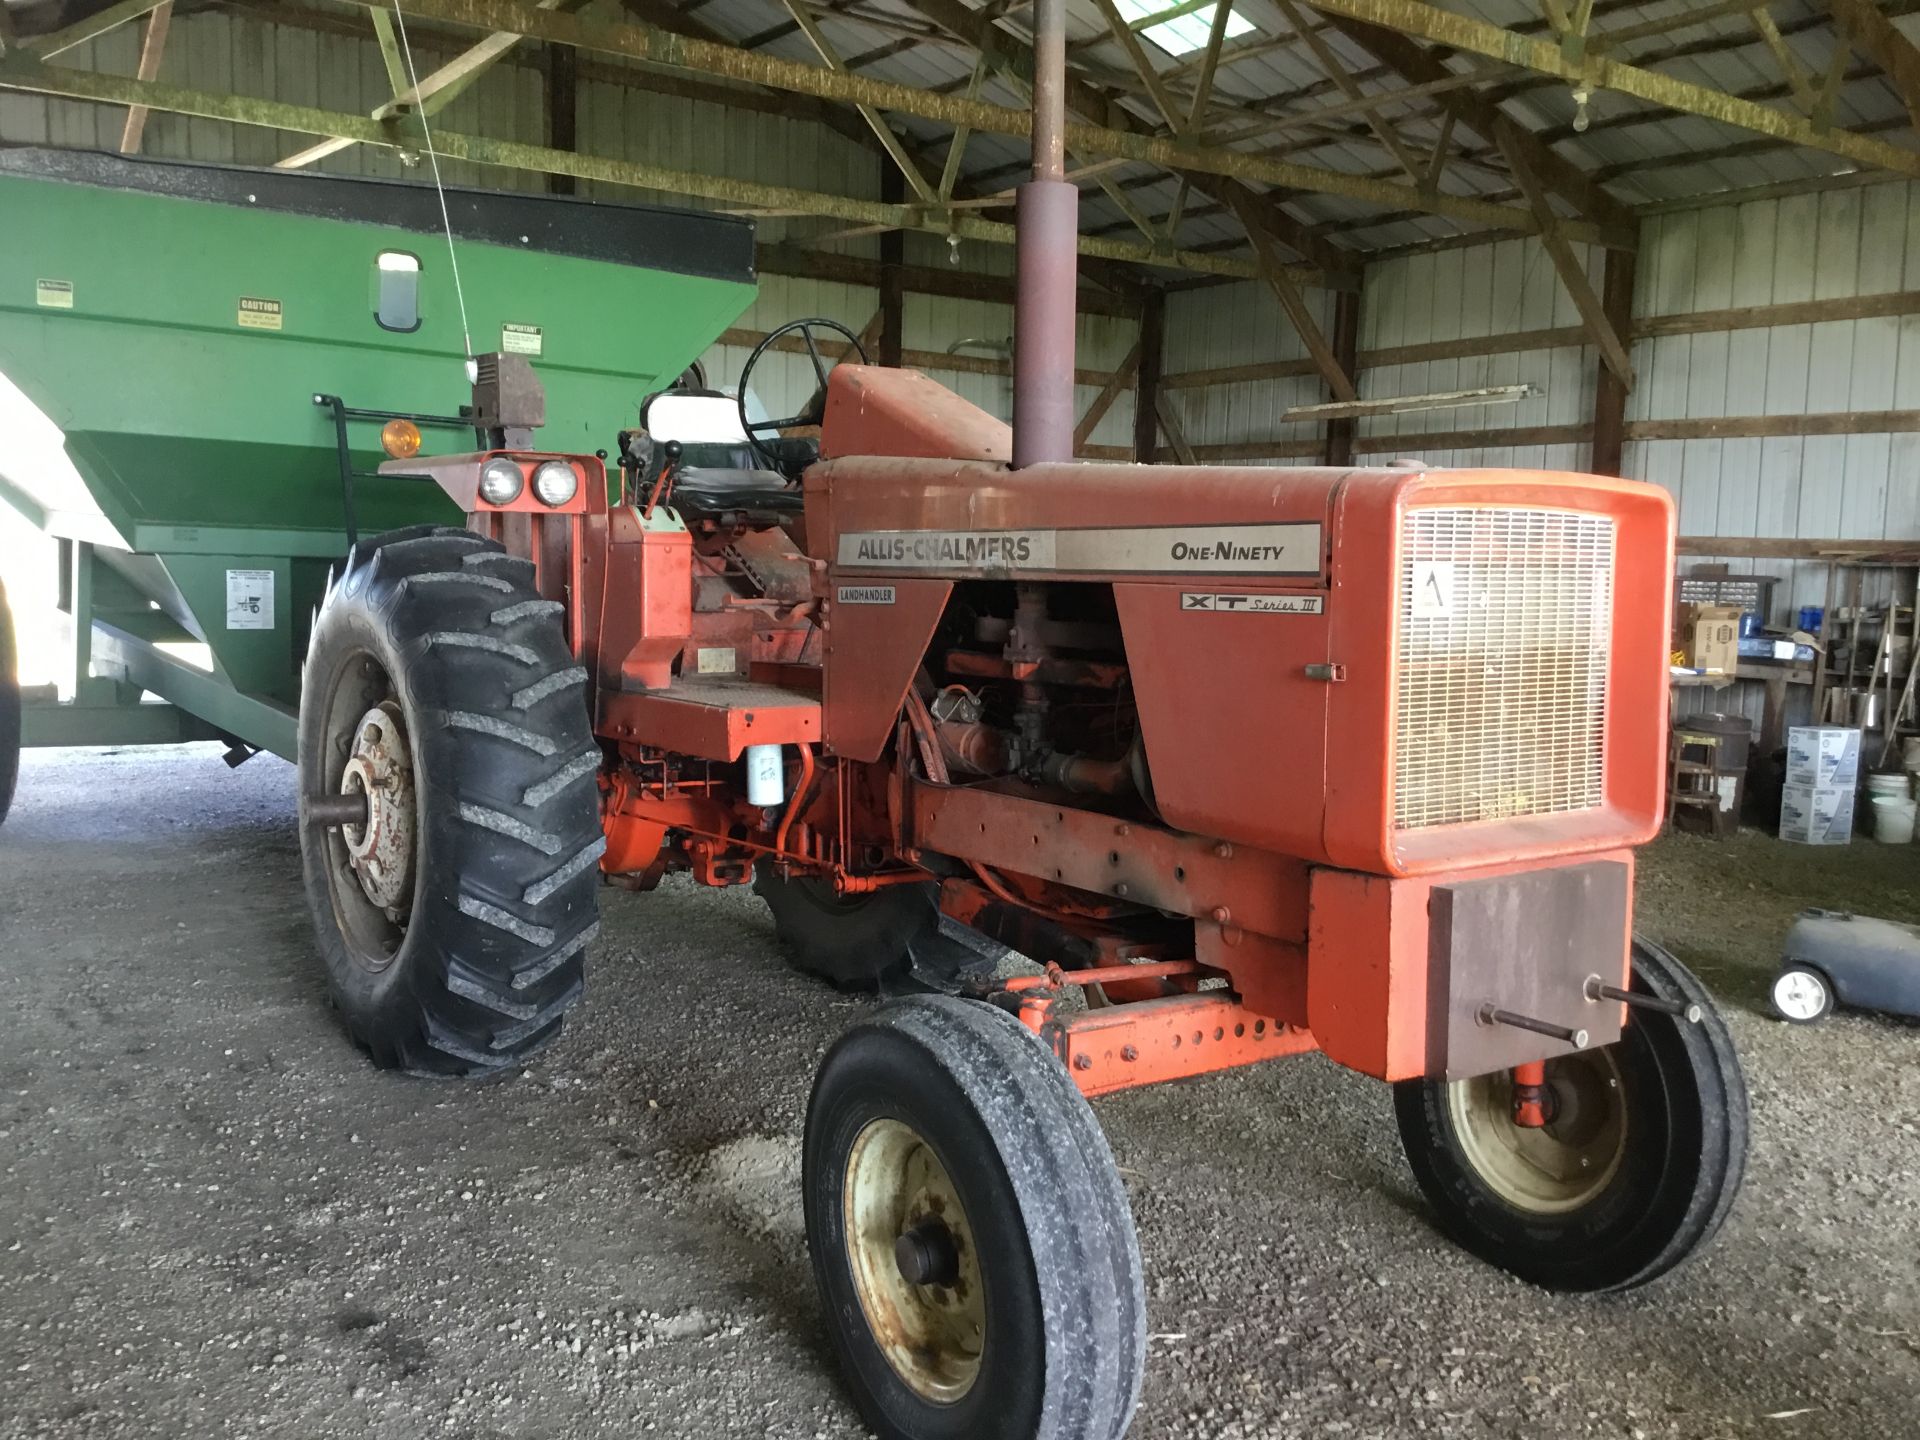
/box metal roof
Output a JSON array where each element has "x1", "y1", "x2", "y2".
[{"x1": 676, "y1": 0, "x2": 1920, "y2": 267}]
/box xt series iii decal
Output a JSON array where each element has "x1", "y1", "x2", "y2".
[
  {"x1": 1181, "y1": 593, "x2": 1324, "y2": 614},
  {"x1": 836, "y1": 522, "x2": 1323, "y2": 577}
]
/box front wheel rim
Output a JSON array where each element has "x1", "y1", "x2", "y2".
[
  {"x1": 842, "y1": 1117, "x2": 986, "y2": 1404},
  {"x1": 1447, "y1": 1049, "x2": 1629, "y2": 1214}
]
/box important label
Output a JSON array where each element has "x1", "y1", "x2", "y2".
[
  {"x1": 502, "y1": 323, "x2": 544, "y2": 356},
  {"x1": 1409, "y1": 560, "x2": 1456, "y2": 619},
  {"x1": 1181, "y1": 593, "x2": 1323, "y2": 614},
  {"x1": 225, "y1": 569, "x2": 275, "y2": 630},
  {"x1": 837, "y1": 522, "x2": 1321, "y2": 577},
  {"x1": 695, "y1": 646, "x2": 737, "y2": 675},
  {"x1": 35, "y1": 279, "x2": 73, "y2": 309},
  {"x1": 237, "y1": 296, "x2": 283, "y2": 331},
  {"x1": 836, "y1": 585, "x2": 897, "y2": 606}
]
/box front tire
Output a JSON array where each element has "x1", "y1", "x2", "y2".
[
  {"x1": 0, "y1": 579, "x2": 18, "y2": 826},
  {"x1": 297, "y1": 526, "x2": 602, "y2": 1075},
  {"x1": 1394, "y1": 937, "x2": 1748, "y2": 1292},
  {"x1": 805, "y1": 996, "x2": 1145, "y2": 1440}
]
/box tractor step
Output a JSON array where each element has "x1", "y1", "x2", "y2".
[{"x1": 599, "y1": 676, "x2": 821, "y2": 761}]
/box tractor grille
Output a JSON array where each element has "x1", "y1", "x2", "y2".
[{"x1": 1394, "y1": 507, "x2": 1615, "y2": 831}]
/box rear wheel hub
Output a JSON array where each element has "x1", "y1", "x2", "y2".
[{"x1": 338, "y1": 701, "x2": 415, "y2": 920}]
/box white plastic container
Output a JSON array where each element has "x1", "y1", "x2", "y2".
[
  {"x1": 1866, "y1": 772, "x2": 1911, "y2": 801},
  {"x1": 1873, "y1": 796, "x2": 1918, "y2": 844},
  {"x1": 1786, "y1": 726, "x2": 1862, "y2": 789},
  {"x1": 1780, "y1": 782, "x2": 1855, "y2": 845},
  {"x1": 745, "y1": 744, "x2": 784, "y2": 806}
]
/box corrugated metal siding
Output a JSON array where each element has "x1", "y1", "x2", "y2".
[
  {"x1": 1161, "y1": 277, "x2": 1335, "y2": 462},
  {"x1": 1627, "y1": 182, "x2": 1920, "y2": 631},
  {"x1": 1166, "y1": 180, "x2": 1920, "y2": 627},
  {"x1": 1358, "y1": 237, "x2": 1599, "y2": 474}
]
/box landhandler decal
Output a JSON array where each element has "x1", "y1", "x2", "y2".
[{"x1": 837, "y1": 522, "x2": 1321, "y2": 577}]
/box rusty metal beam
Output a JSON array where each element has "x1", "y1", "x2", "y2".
[{"x1": 1301, "y1": 0, "x2": 1920, "y2": 178}]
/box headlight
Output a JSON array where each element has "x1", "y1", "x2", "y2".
[
  {"x1": 532, "y1": 460, "x2": 579, "y2": 507},
  {"x1": 478, "y1": 457, "x2": 523, "y2": 505}
]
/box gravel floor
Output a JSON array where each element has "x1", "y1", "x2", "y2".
[{"x1": 1, "y1": 744, "x2": 1915, "y2": 1440}]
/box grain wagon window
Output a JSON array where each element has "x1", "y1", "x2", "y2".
[{"x1": 374, "y1": 251, "x2": 421, "y2": 333}]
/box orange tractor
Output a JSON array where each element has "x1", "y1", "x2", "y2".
[
  {"x1": 295, "y1": 7, "x2": 1743, "y2": 1433},
  {"x1": 299, "y1": 334, "x2": 1746, "y2": 1438}
]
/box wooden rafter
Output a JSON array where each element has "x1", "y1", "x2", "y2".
[
  {"x1": 780, "y1": 0, "x2": 939, "y2": 203},
  {"x1": 118, "y1": 0, "x2": 173, "y2": 155},
  {"x1": 1301, "y1": 0, "x2": 1920, "y2": 178},
  {"x1": 1316, "y1": 11, "x2": 1636, "y2": 236},
  {"x1": 1224, "y1": 190, "x2": 1357, "y2": 401},
  {"x1": 1074, "y1": 341, "x2": 1144, "y2": 453},
  {"x1": 1493, "y1": 118, "x2": 1634, "y2": 391},
  {"x1": 1273, "y1": 0, "x2": 1424, "y2": 182},
  {"x1": 278, "y1": 0, "x2": 586, "y2": 169},
  {"x1": 1829, "y1": 0, "x2": 1920, "y2": 132},
  {"x1": 18, "y1": 0, "x2": 168, "y2": 57},
  {"x1": 899, "y1": 0, "x2": 1364, "y2": 280}
]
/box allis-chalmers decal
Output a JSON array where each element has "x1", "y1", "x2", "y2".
[{"x1": 837, "y1": 522, "x2": 1322, "y2": 577}]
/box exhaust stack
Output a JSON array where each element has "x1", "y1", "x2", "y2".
[{"x1": 1012, "y1": 0, "x2": 1078, "y2": 468}]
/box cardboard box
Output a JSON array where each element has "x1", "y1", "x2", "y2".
[
  {"x1": 1786, "y1": 726, "x2": 1862, "y2": 789},
  {"x1": 1780, "y1": 782, "x2": 1855, "y2": 845},
  {"x1": 1675, "y1": 602, "x2": 1741, "y2": 674}
]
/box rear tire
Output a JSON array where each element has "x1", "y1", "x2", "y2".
[
  {"x1": 0, "y1": 579, "x2": 19, "y2": 827},
  {"x1": 755, "y1": 861, "x2": 942, "y2": 989},
  {"x1": 805, "y1": 996, "x2": 1145, "y2": 1440},
  {"x1": 1393, "y1": 937, "x2": 1748, "y2": 1292},
  {"x1": 297, "y1": 526, "x2": 602, "y2": 1075}
]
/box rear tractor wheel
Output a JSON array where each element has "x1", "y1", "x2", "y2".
[
  {"x1": 297, "y1": 526, "x2": 603, "y2": 1075},
  {"x1": 0, "y1": 579, "x2": 18, "y2": 827},
  {"x1": 805, "y1": 996, "x2": 1145, "y2": 1440},
  {"x1": 1394, "y1": 937, "x2": 1748, "y2": 1292}
]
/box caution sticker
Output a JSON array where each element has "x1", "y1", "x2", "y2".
[
  {"x1": 502, "y1": 323, "x2": 543, "y2": 356},
  {"x1": 1181, "y1": 593, "x2": 1323, "y2": 615},
  {"x1": 226, "y1": 569, "x2": 275, "y2": 630},
  {"x1": 35, "y1": 279, "x2": 73, "y2": 309},
  {"x1": 237, "y1": 296, "x2": 283, "y2": 331}
]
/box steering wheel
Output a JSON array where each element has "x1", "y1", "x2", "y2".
[{"x1": 737, "y1": 318, "x2": 869, "y2": 468}]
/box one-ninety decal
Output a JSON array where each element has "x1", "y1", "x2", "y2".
[
  {"x1": 837, "y1": 522, "x2": 1322, "y2": 577},
  {"x1": 1181, "y1": 593, "x2": 1324, "y2": 615}
]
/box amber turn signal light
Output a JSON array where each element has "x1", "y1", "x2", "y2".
[{"x1": 380, "y1": 418, "x2": 423, "y2": 459}]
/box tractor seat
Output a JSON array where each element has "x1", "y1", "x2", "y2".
[{"x1": 670, "y1": 466, "x2": 805, "y2": 525}]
